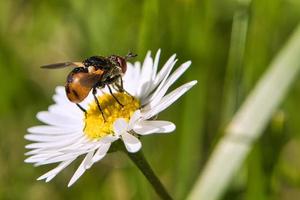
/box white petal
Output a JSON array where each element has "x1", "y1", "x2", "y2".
[
  {"x1": 25, "y1": 133, "x2": 82, "y2": 149},
  {"x1": 151, "y1": 49, "x2": 161, "y2": 81},
  {"x1": 38, "y1": 137, "x2": 96, "y2": 155},
  {"x1": 142, "y1": 81, "x2": 197, "y2": 119},
  {"x1": 92, "y1": 143, "x2": 111, "y2": 163},
  {"x1": 124, "y1": 62, "x2": 141, "y2": 96},
  {"x1": 48, "y1": 104, "x2": 81, "y2": 118},
  {"x1": 68, "y1": 151, "x2": 94, "y2": 187},
  {"x1": 34, "y1": 152, "x2": 81, "y2": 166},
  {"x1": 145, "y1": 61, "x2": 191, "y2": 108},
  {"x1": 122, "y1": 132, "x2": 141, "y2": 153},
  {"x1": 26, "y1": 136, "x2": 88, "y2": 155},
  {"x1": 37, "y1": 159, "x2": 75, "y2": 182},
  {"x1": 25, "y1": 153, "x2": 59, "y2": 163},
  {"x1": 142, "y1": 59, "x2": 177, "y2": 103},
  {"x1": 137, "y1": 51, "x2": 154, "y2": 98},
  {"x1": 113, "y1": 119, "x2": 128, "y2": 136},
  {"x1": 25, "y1": 148, "x2": 56, "y2": 156},
  {"x1": 53, "y1": 93, "x2": 70, "y2": 105},
  {"x1": 152, "y1": 54, "x2": 177, "y2": 88},
  {"x1": 100, "y1": 135, "x2": 118, "y2": 143},
  {"x1": 55, "y1": 86, "x2": 65, "y2": 96},
  {"x1": 123, "y1": 63, "x2": 136, "y2": 93},
  {"x1": 133, "y1": 121, "x2": 176, "y2": 135},
  {"x1": 25, "y1": 133, "x2": 77, "y2": 142},
  {"x1": 131, "y1": 62, "x2": 142, "y2": 93},
  {"x1": 129, "y1": 110, "x2": 142, "y2": 128},
  {"x1": 37, "y1": 111, "x2": 83, "y2": 128},
  {"x1": 27, "y1": 126, "x2": 78, "y2": 135}
]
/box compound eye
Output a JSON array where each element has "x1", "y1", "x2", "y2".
[{"x1": 117, "y1": 57, "x2": 127, "y2": 73}]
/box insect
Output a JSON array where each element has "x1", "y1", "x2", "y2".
[{"x1": 41, "y1": 53, "x2": 137, "y2": 121}]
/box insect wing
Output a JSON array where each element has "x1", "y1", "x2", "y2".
[
  {"x1": 41, "y1": 62, "x2": 84, "y2": 69},
  {"x1": 79, "y1": 72, "x2": 103, "y2": 87}
]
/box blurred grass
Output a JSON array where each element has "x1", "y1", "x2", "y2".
[
  {"x1": 0, "y1": 0, "x2": 300, "y2": 199},
  {"x1": 189, "y1": 23, "x2": 300, "y2": 200}
]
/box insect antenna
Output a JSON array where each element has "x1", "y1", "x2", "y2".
[{"x1": 125, "y1": 52, "x2": 137, "y2": 60}]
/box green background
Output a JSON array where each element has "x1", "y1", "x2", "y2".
[{"x1": 1, "y1": 0, "x2": 300, "y2": 199}]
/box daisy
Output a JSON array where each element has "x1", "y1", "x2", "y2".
[{"x1": 25, "y1": 49, "x2": 197, "y2": 186}]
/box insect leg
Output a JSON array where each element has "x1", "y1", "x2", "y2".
[
  {"x1": 107, "y1": 84, "x2": 124, "y2": 107},
  {"x1": 76, "y1": 103, "x2": 87, "y2": 113},
  {"x1": 92, "y1": 88, "x2": 106, "y2": 121},
  {"x1": 76, "y1": 103, "x2": 87, "y2": 118},
  {"x1": 117, "y1": 76, "x2": 134, "y2": 99},
  {"x1": 118, "y1": 76, "x2": 124, "y2": 92}
]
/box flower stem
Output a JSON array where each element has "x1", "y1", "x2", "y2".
[{"x1": 126, "y1": 150, "x2": 173, "y2": 200}]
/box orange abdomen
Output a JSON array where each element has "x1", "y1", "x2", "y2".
[{"x1": 65, "y1": 73, "x2": 92, "y2": 103}]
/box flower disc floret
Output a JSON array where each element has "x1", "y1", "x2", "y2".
[{"x1": 84, "y1": 93, "x2": 140, "y2": 139}]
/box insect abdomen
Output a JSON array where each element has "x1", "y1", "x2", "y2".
[{"x1": 65, "y1": 73, "x2": 91, "y2": 103}]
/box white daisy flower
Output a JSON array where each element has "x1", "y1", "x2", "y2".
[{"x1": 25, "y1": 49, "x2": 197, "y2": 186}]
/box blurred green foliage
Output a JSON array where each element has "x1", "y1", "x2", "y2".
[{"x1": 0, "y1": 0, "x2": 300, "y2": 199}]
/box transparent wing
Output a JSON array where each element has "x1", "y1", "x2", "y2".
[
  {"x1": 41, "y1": 62, "x2": 84, "y2": 69},
  {"x1": 78, "y1": 73, "x2": 103, "y2": 88}
]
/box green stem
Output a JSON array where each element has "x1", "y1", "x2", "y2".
[{"x1": 126, "y1": 150, "x2": 173, "y2": 200}]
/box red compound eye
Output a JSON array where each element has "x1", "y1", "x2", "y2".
[{"x1": 117, "y1": 57, "x2": 127, "y2": 73}]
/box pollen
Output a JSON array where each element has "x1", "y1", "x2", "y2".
[{"x1": 84, "y1": 93, "x2": 140, "y2": 139}]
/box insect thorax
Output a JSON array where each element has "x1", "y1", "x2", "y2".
[{"x1": 83, "y1": 56, "x2": 111, "y2": 70}]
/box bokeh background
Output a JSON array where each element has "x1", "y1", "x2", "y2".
[{"x1": 1, "y1": 0, "x2": 300, "y2": 199}]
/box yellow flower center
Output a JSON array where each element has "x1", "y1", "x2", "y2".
[{"x1": 84, "y1": 93, "x2": 140, "y2": 139}]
